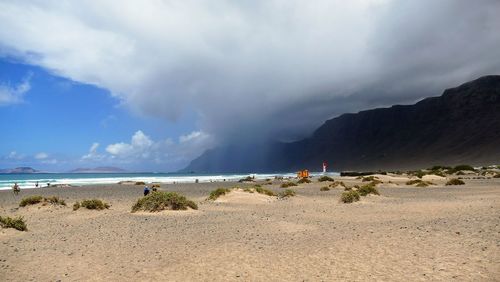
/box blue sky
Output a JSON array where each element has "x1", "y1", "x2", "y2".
[
  {"x1": 0, "y1": 58, "x2": 206, "y2": 172},
  {"x1": 0, "y1": 1, "x2": 498, "y2": 172}
]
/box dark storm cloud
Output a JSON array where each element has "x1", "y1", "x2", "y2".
[{"x1": 1, "y1": 0, "x2": 499, "y2": 147}]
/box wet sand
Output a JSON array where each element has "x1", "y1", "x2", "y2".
[{"x1": 1, "y1": 176, "x2": 499, "y2": 281}]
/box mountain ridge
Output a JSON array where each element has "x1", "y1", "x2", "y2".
[{"x1": 183, "y1": 75, "x2": 500, "y2": 172}]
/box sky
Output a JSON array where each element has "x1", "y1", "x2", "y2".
[{"x1": 0, "y1": 0, "x2": 499, "y2": 172}]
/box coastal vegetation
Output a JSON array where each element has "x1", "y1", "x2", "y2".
[
  {"x1": 320, "y1": 186, "x2": 330, "y2": 191},
  {"x1": 278, "y1": 189, "x2": 296, "y2": 198},
  {"x1": 132, "y1": 192, "x2": 197, "y2": 212},
  {"x1": 238, "y1": 176, "x2": 254, "y2": 182},
  {"x1": 254, "y1": 187, "x2": 276, "y2": 196},
  {"x1": 446, "y1": 178, "x2": 465, "y2": 186},
  {"x1": 19, "y1": 195, "x2": 66, "y2": 207},
  {"x1": 73, "y1": 199, "x2": 110, "y2": 211},
  {"x1": 280, "y1": 182, "x2": 297, "y2": 188},
  {"x1": 297, "y1": 178, "x2": 311, "y2": 184},
  {"x1": 406, "y1": 179, "x2": 435, "y2": 187},
  {"x1": 318, "y1": 176, "x2": 334, "y2": 182},
  {"x1": 0, "y1": 215, "x2": 27, "y2": 231},
  {"x1": 358, "y1": 183, "x2": 380, "y2": 196},
  {"x1": 135, "y1": 181, "x2": 146, "y2": 185},
  {"x1": 208, "y1": 188, "x2": 231, "y2": 200},
  {"x1": 341, "y1": 190, "x2": 360, "y2": 203}
]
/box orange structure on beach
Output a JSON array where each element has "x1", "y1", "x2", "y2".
[{"x1": 297, "y1": 169, "x2": 309, "y2": 179}]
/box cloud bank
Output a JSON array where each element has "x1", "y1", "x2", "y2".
[{"x1": 1, "y1": 0, "x2": 499, "y2": 155}]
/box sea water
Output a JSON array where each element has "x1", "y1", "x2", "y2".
[{"x1": 0, "y1": 172, "x2": 339, "y2": 190}]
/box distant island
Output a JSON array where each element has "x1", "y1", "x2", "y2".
[
  {"x1": 0, "y1": 167, "x2": 41, "y2": 174},
  {"x1": 68, "y1": 167, "x2": 127, "y2": 173}
]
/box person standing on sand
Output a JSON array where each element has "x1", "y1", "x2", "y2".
[
  {"x1": 144, "y1": 185, "x2": 150, "y2": 196},
  {"x1": 35, "y1": 181, "x2": 39, "y2": 188},
  {"x1": 12, "y1": 183, "x2": 20, "y2": 195}
]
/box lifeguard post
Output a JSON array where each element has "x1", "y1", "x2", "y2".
[{"x1": 297, "y1": 169, "x2": 309, "y2": 179}]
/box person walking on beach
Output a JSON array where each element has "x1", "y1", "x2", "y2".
[
  {"x1": 143, "y1": 185, "x2": 150, "y2": 196},
  {"x1": 35, "y1": 181, "x2": 39, "y2": 188},
  {"x1": 12, "y1": 183, "x2": 20, "y2": 195}
]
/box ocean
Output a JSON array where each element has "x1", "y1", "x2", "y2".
[{"x1": 0, "y1": 171, "x2": 338, "y2": 190}]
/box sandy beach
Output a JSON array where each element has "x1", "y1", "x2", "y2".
[{"x1": 1, "y1": 174, "x2": 499, "y2": 281}]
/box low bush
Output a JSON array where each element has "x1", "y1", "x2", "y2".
[
  {"x1": 341, "y1": 191, "x2": 360, "y2": 203},
  {"x1": 406, "y1": 179, "x2": 434, "y2": 187},
  {"x1": 254, "y1": 187, "x2": 276, "y2": 196},
  {"x1": 446, "y1": 178, "x2": 465, "y2": 186},
  {"x1": 19, "y1": 195, "x2": 66, "y2": 207},
  {"x1": 453, "y1": 165, "x2": 475, "y2": 172},
  {"x1": 318, "y1": 176, "x2": 334, "y2": 182},
  {"x1": 320, "y1": 186, "x2": 330, "y2": 191},
  {"x1": 358, "y1": 183, "x2": 380, "y2": 196},
  {"x1": 135, "y1": 181, "x2": 146, "y2": 185},
  {"x1": 416, "y1": 182, "x2": 430, "y2": 187},
  {"x1": 152, "y1": 184, "x2": 161, "y2": 188},
  {"x1": 19, "y1": 195, "x2": 43, "y2": 207},
  {"x1": 0, "y1": 215, "x2": 27, "y2": 231},
  {"x1": 493, "y1": 173, "x2": 500, "y2": 178},
  {"x1": 73, "y1": 199, "x2": 110, "y2": 211},
  {"x1": 132, "y1": 192, "x2": 197, "y2": 212},
  {"x1": 297, "y1": 178, "x2": 311, "y2": 184},
  {"x1": 362, "y1": 176, "x2": 378, "y2": 182},
  {"x1": 280, "y1": 182, "x2": 297, "y2": 188},
  {"x1": 278, "y1": 189, "x2": 296, "y2": 198},
  {"x1": 238, "y1": 176, "x2": 254, "y2": 182},
  {"x1": 44, "y1": 196, "x2": 66, "y2": 206},
  {"x1": 208, "y1": 188, "x2": 231, "y2": 200}
]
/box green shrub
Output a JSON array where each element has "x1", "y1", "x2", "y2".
[
  {"x1": 358, "y1": 183, "x2": 380, "y2": 196},
  {"x1": 0, "y1": 215, "x2": 27, "y2": 231},
  {"x1": 278, "y1": 189, "x2": 296, "y2": 198},
  {"x1": 132, "y1": 192, "x2": 197, "y2": 212},
  {"x1": 135, "y1": 181, "x2": 146, "y2": 185},
  {"x1": 73, "y1": 202, "x2": 81, "y2": 211},
  {"x1": 243, "y1": 187, "x2": 253, "y2": 193},
  {"x1": 255, "y1": 187, "x2": 276, "y2": 196},
  {"x1": 318, "y1": 176, "x2": 334, "y2": 182},
  {"x1": 19, "y1": 195, "x2": 43, "y2": 207},
  {"x1": 446, "y1": 178, "x2": 465, "y2": 186},
  {"x1": 341, "y1": 191, "x2": 360, "y2": 203},
  {"x1": 431, "y1": 171, "x2": 446, "y2": 177},
  {"x1": 77, "y1": 199, "x2": 110, "y2": 210},
  {"x1": 362, "y1": 176, "x2": 378, "y2": 182},
  {"x1": 20, "y1": 195, "x2": 67, "y2": 207},
  {"x1": 453, "y1": 165, "x2": 475, "y2": 172},
  {"x1": 320, "y1": 186, "x2": 330, "y2": 191},
  {"x1": 208, "y1": 188, "x2": 231, "y2": 200},
  {"x1": 297, "y1": 178, "x2": 311, "y2": 184},
  {"x1": 238, "y1": 176, "x2": 254, "y2": 182},
  {"x1": 44, "y1": 196, "x2": 66, "y2": 206},
  {"x1": 280, "y1": 182, "x2": 297, "y2": 188}
]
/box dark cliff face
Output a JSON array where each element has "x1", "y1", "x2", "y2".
[{"x1": 183, "y1": 75, "x2": 500, "y2": 172}]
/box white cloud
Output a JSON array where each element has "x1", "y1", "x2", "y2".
[
  {"x1": 6, "y1": 151, "x2": 24, "y2": 160},
  {"x1": 81, "y1": 142, "x2": 105, "y2": 161},
  {"x1": 0, "y1": 0, "x2": 498, "y2": 144},
  {"x1": 104, "y1": 130, "x2": 214, "y2": 169},
  {"x1": 0, "y1": 73, "x2": 32, "y2": 106},
  {"x1": 35, "y1": 152, "x2": 48, "y2": 159}
]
